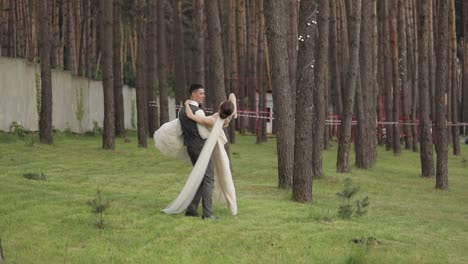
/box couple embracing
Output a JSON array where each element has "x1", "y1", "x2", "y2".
[{"x1": 154, "y1": 84, "x2": 238, "y2": 220}]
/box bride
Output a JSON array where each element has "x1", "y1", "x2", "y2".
[{"x1": 154, "y1": 93, "x2": 238, "y2": 216}]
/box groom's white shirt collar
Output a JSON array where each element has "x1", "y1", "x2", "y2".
[{"x1": 188, "y1": 100, "x2": 199, "y2": 107}]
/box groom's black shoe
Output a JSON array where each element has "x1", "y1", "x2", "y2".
[
  {"x1": 202, "y1": 215, "x2": 217, "y2": 220},
  {"x1": 185, "y1": 211, "x2": 198, "y2": 217}
]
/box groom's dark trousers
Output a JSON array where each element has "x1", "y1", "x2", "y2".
[{"x1": 179, "y1": 104, "x2": 214, "y2": 217}]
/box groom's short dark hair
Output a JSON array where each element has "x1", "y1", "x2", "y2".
[{"x1": 189, "y1": 84, "x2": 204, "y2": 94}]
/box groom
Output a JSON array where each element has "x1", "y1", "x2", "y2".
[{"x1": 178, "y1": 84, "x2": 216, "y2": 220}]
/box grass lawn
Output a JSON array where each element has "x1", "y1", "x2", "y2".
[{"x1": 0, "y1": 132, "x2": 467, "y2": 263}]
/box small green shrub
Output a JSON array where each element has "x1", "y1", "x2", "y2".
[
  {"x1": 87, "y1": 186, "x2": 111, "y2": 229},
  {"x1": 337, "y1": 178, "x2": 370, "y2": 219},
  {"x1": 9, "y1": 122, "x2": 26, "y2": 138}
]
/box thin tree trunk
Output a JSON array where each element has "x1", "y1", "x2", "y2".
[
  {"x1": 410, "y1": 0, "x2": 419, "y2": 152},
  {"x1": 192, "y1": 0, "x2": 205, "y2": 85},
  {"x1": 355, "y1": 0, "x2": 375, "y2": 169},
  {"x1": 434, "y1": 0, "x2": 449, "y2": 190},
  {"x1": 265, "y1": 0, "x2": 295, "y2": 188},
  {"x1": 463, "y1": 0, "x2": 468, "y2": 136},
  {"x1": 237, "y1": 0, "x2": 247, "y2": 134},
  {"x1": 113, "y1": 0, "x2": 125, "y2": 137},
  {"x1": 313, "y1": 0, "x2": 329, "y2": 177},
  {"x1": 100, "y1": 0, "x2": 115, "y2": 150},
  {"x1": 292, "y1": 0, "x2": 315, "y2": 202},
  {"x1": 390, "y1": 0, "x2": 401, "y2": 155},
  {"x1": 157, "y1": 0, "x2": 169, "y2": 124},
  {"x1": 336, "y1": 0, "x2": 361, "y2": 173},
  {"x1": 330, "y1": 0, "x2": 342, "y2": 116},
  {"x1": 85, "y1": 0, "x2": 91, "y2": 77},
  {"x1": 146, "y1": 0, "x2": 158, "y2": 135},
  {"x1": 288, "y1": 0, "x2": 298, "y2": 101},
  {"x1": 247, "y1": 0, "x2": 258, "y2": 134},
  {"x1": 206, "y1": 0, "x2": 227, "y2": 106},
  {"x1": 398, "y1": 0, "x2": 412, "y2": 150},
  {"x1": 38, "y1": 0, "x2": 53, "y2": 144},
  {"x1": 383, "y1": 0, "x2": 394, "y2": 151},
  {"x1": 449, "y1": 0, "x2": 459, "y2": 156},
  {"x1": 65, "y1": 0, "x2": 77, "y2": 75},
  {"x1": 256, "y1": 0, "x2": 265, "y2": 144},
  {"x1": 228, "y1": 0, "x2": 238, "y2": 143},
  {"x1": 418, "y1": 0, "x2": 435, "y2": 178},
  {"x1": 173, "y1": 0, "x2": 186, "y2": 110},
  {"x1": 136, "y1": 0, "x2": 147, "y2": 147}
]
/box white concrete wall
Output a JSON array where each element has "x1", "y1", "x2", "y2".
[{"x1": 0, "y1": 57, "x2": 176, "y2": 133}]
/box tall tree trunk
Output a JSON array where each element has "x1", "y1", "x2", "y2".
[
  {"x1": 330, "y1": 0, "x2": 342, "y2": 116},
  {"x1": 292, "y1": 0, "x2": 315, "y2": 202},
  {"x1": 228, "y1": 0, "x2": 238, "y2": 143},
  {"x1": 355, "y1": 0, "x2": 375, "y2": 169},
  {"x1": 113, "y1": 0, "x2": 125, "y2": 137},
  {"x1": 449, "y1": 0, "x2": 460, "y2": 156},
  {"x1": 288, "y1": 0, "x2": 298, "y2": 101},
  {"x1": 265, "y1": 0, "x2": 295, "y2": 188},
  {"x1": 418, "y1": 0, "x2": 435, "y2": 178},
  {"x1": 157, "y1": 0, "x2": 169, "y2": 124},
  {"x1": 434, "y1": 0, "x2": 449, "y2": 190},
  {"x1": 313, "y1": 0, "x2": 329, "y2": 177},
  {"x1": 147, "y1": 0, "x2": 158, "y2": 135},
  {"x1": 390, "y1": 0, "x2": 401, "y2": 155},
  {"x1": 399, "y1": 0, "x2": 412, "y2": 150},
  {"x1": 336, "y1": 0, "x2": 362, "y2": 173},
  {"x1": 85, "y1": 0, "x2": 91, "y2": 77},
  {"x1": 237, "y1": 0, "x2": 247, "y2": 134},
  {"x1": 192, "y1": 0, "x2": 205, "y2": 85},
  {"x1": 410, "y1": 0, "x2": 419, "y2": 152},
  {"x1": 383, "y1": 0, "x2": 394, "y2": 151},
  {"x1": 173, "y1": 0, "x2": 186, "y2": 109},
  {"x1": 247, "y1": 0, "x2": 258, "y2": 134},
  {"x1": 65, "y1": 0, "x2": 77, "y2": 74},
  {"x1": 428, "y1": 0, "x2": 436, "y2": 128},
  {"x1": 136, "y1": 0, "x2": 147, "y2": 147},
  {"x1": 256, "y1": 0, "x2": 266, "y2": 144},
  {"x1": 100, "y1": 0, "x2": 115, "y2": 150},
  {"x1": 463, "y1": 0, "x2": 468, "y2": 136},
  {"x1": 38, "y1": 0, "x2": 53, "y2": 144},
  {"x1": 206, "y1": 0, "x2": 227, "y2": 106}
]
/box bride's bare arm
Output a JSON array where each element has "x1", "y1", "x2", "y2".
[{"x1": 185, "y1": 101, "x2": 215, "y2": 127}]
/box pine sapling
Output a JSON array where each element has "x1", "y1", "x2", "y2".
[{"x1": 87, "y1": 186, "x2": 111, "y2": 229}]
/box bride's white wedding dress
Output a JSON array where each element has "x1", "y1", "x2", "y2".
[{"x1": 153, "y1": 116, "x2": 237, "y2": 216}]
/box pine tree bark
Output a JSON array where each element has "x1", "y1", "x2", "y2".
[
  {"x1": 136, "y1": 0, "x2": 147, "y2": 147},
  {"x1": 313, "y1": 0, "x2": 329, "y2": 177},
  {"x1": 434, "y1": 0, "x2": 449, "y2": 190},
  {"x1": 329, "y1": 0, "x2": 342, "y2": 116},
  {"x1": 157, "y1": 0, "x2": 169, "y2": 125},
  {"x1": 85, "y1": 0, "x2": 92, "y2": 77},
  {"x1": 100, "y1": 0, "x2": 115, "y2": 150},
  {"x1": 228, "y1": 0, "x2": 238, "y2": 143},
  {"x1": 256, "y1": 0, "x2": 266, "y2": 145},
  {"x1": 38, "y1": 0, "x2": 53, "y2": 144},
  {"x1": 288, "y1": 0, "x2": 298, "y2": 100},
  {"x1": 192, "y1": 0, "x2": 205, "y2": 86},
  {"x1": 292, "y1": 0, "x2": 315, "y2": 202},
  {"x1": 390, "y1": 0, "x2": 401, "y2": 155},
  {"x1": 173, "y1": 0, "x2": 187, "y2": 109},
  {"x1": 146, "y1": 0, "x2": 158, "y2": 135},
  {"x1": 463, "y1": 0, "x2": 468, "y2": 136},
  {"x1": 206, "y1": 0, "x2": 227, "y2": 106},
  {"x1": 237, "y1": 0, "x2": 247, "y2": 134},
  {"x1": 355, "y1": 0, "x2": 376, "y2": 169},
  {"x1": 113, "y1": 0, "x2": 125, "y2": 138},
  {"x1": 398, "y1": 0, "x2": 412, "y2": 150},
  {"x1": 449, "y1": 0, "x2": 460, "y2": 156},
  {"x1": 65, "y1": 0, "x2": 77, "y2": 75},
  {"x1": 265, "y1": 0, "x2": 295, "y2": 188},
  {"x1": 409, "y1": 0, "x2": 419, "y2": 152},
  {"x1": 247, "y1": 0, "x2": 258, "y2": 134},
  {"x1": 383, "y1": 0, "x2": 394, "y2": 151},
  {"x1": 336, "y1": 0, "x2": 362, "y2": 173},
  {"x1": 418, "y1": 0, "x2": 435, "y2": 178}
]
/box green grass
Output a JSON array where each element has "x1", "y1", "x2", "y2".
[{"x1": 0, "y1": 132, "x2": 467, "y2": 263}]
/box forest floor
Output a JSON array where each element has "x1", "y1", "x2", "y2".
[{"x1": 0, "y1": 131, "x2": 467, "y2": 263}]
